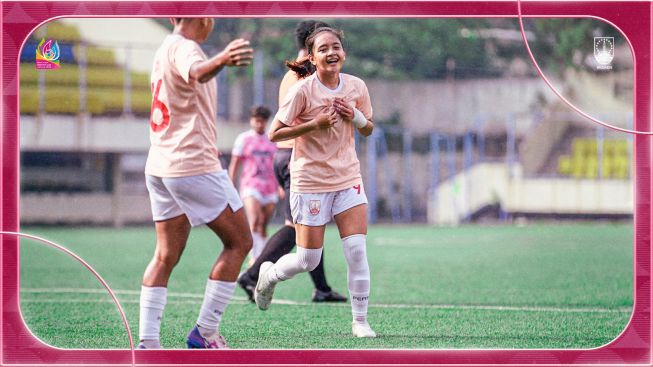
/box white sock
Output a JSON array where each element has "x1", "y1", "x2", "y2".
[
  {"x1": 251, "y1": 232, "x2": 265, "y2": 259},
  {"x1": 139, "y1": 286, "x2": 167, "y2": 342},
  {"x1": 196, "y1": 279, "x2": 236, "y2": 337},
  {"x1": 342, "y1": 234, "x2": 370, "y2": 324},
  {"x1": 267, "y1": 247, "x2": 323, "y2": 284}
]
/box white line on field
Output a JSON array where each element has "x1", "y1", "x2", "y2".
[{"x1": 21, "y1": 288, "x2": 631, "y2": 314}]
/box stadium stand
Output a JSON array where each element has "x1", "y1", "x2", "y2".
[
  {"x1": 20, "y1": 22, "x2": 151, "y2": 116},
  {"x1": 558, "y1": 138, "x2": 630, "y2": 179}
]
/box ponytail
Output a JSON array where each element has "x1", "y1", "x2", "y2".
[{"x1": 285, "y1": 56, "x2": 315, "y2": 79}]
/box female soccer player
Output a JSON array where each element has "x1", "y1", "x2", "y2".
[
  {"x1": 255, "y1": 26, "x2": 377, "y2": 338},
  {"x1": 229, "y1": 105, "x2": 278, "y2": 262},
  {"x1": 139, "y1": 17, "x2": 253, "y2": 349},
  {"x1": 237, "y1": 20, "x2": 346, "y2": 304}
]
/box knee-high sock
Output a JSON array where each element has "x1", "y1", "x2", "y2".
[
  {"x1": 342, "y1": 234, "x2": 370, "y2": 323},
  {"x1": 139, "y1": 286, "x2": 167, "y2": 341},
  {"x1": 246, "y1": 225, "x2": 296, "y2": 280},
  {"x1": 196, "y1": 279, "x2": 236, "y2": 337},
  {"x1": 266, "y1": 247, "x2": 323, "y2": 283}
]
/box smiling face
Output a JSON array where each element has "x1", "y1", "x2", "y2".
[{"x1": 309, "y1": 31, "x2": 346, "y2": 75}]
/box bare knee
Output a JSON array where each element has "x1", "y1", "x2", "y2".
[{"x1": 153, "y1": 247, "x2": 182, "y2": 271}]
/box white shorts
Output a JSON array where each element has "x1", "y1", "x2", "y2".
[
  {"x1": 290, "y1": 184, "x2": 368, "y2": 226},
  {"x1": 241, "y1": 187, "x2": 279, "y2": 206},
  {"x1": 146, "y1": 171, "x2": 243, "y2": 227}
]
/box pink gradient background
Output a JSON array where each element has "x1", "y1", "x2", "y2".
[{"x1": 1, "y1": 1, "x2": 650, "y2": 366}]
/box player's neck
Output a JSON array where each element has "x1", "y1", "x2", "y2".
[{"x1": 316, "y1": 70, "x2": 340, "y2": 89}]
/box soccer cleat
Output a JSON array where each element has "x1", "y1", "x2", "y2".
[
  {"x1": 312, "y1": 289, "x2": 347, "y2": 303},
  {"x1": 186, "y1": 325, "x2": 229, "y2": 349},
  {"x1": 237, "y1": 271, "x2": 256, "y2": 303},
  {"x1": 254, "y1": 261, "x2": 276, "y2": 311},
  {"x1": 352, "y1": 321, "x2": 377, "y2": 338}
]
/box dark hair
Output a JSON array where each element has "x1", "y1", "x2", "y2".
[
  {"x1": 293, "y1": 20, "x2": 330, "y2": 51},
  {"x1": 286, "y1": 26, "x2": 343, "y2": 79},
  {"x1": 250, "y1": 105, "x2": 271, "y2": 120}
]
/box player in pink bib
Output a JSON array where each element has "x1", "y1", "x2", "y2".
[{"x1": 229, "y1": 106, "x2": 278, "y2": 262}]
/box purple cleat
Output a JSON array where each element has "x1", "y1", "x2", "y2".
[{"x1": 186, "y1": 325, "x2": 229, "y2": 349}]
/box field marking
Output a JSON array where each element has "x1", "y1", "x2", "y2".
[{"x1": 21, "y1": 288, "x2": 631, "y2": 314}]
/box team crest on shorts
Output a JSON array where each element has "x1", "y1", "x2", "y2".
[{"x1": 309, "y1": 200, "x2": 321, "y2": 215}]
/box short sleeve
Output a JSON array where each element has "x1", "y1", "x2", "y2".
[
  {"x1": 171, "y1": 40, "x2": 205, "y2": 83},
  {"x1": 232, "y1": 133, "x2": 246, "y2": 157},
  {"x1": 356, "y1": 81, "x2": 373, "y2": 121},
  {"x1": 275, "y1": 84, "x2": 307, "y2": 126}
]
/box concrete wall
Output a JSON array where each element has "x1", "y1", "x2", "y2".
[{"x1": 428, "y1": 162, "x2": 632, "y2": 225}]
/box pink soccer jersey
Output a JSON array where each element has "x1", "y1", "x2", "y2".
[
  {"x1": 145, "y1": 34, "x2": 222, "y2": 178},
  {"x1": 232, "y1": 130, "x2": 278, "y2": 196},
  {"x1": 275, "y1": 73, "x2": 373, "y2": 193}
]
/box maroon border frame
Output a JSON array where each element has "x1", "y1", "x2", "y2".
[{"x1": 1, "y1": 1, "x2": 650, "y2": 366}]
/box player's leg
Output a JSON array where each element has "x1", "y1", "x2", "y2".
[
  {"x1": 164, "y1": 171, "x2": 252, "y2": 348},
  {"x1": 140, "y1": 175, "x2": 192, "y2": 349},
  {"x1": 260, "y1": 202, "x2": 276, "y2": 239},
  {"x1": 254, "y1": 224, "x2": 325, "y2": 310},
  {"x1": 187, "y1": 203, "x2": 252, "y2": 348},
  {"x1": 333, "y1": 185, "x2": 376, "y2": 338},
  {"x1": 238, "y1": 149, "x2": 296, "y2": 299},
  {"x1": 253, "y1": 191, "x2": 332, "y2": 310},
  {"x1": 243, "y1": 195, "x2": 266, "y2": 260}
]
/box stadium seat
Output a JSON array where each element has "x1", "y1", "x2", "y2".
[{"x1": 558, "y1": 156, "x2": 572, "y2": 175}]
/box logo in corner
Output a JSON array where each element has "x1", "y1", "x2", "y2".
[
  {"x1": 309, "y1": 200, "x2": 321, "y2": 215},
  {"x1": 594, "y1": 37, "x2": 614, "y2": 70},
  {"x1": 36, "y1": 38, "x2": 60, "y2": 70}
]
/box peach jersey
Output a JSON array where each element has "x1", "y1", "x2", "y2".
[
  {"x1": 145, "y1": 34, "x2": 222, "y2": 178},
  {"x1": 232, "y1": 129, "x2": 277, "y2": 195},
  {"x1": 275, "y1": 73, "x2": 373, "y2": 193}
]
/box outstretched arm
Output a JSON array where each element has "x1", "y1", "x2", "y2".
[{"x1": 190, "y1": 39, "x2": 253, "y2": 83}]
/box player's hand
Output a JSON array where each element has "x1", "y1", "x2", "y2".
[
  {"x1": 277, "y1": 186, "x2": 286, "y2": 200},
  {"x1": 333, "y1": 97, "x2": 354, "y2": 120},
  {"x1": 222, "y1": 39, "x2": 254, "y2": 67},
  {"x1": 315, "y1": 107, "x2": 339, "y2": 129}
]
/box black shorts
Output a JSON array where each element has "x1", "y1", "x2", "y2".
[{"x1": 273, "y1": 148, "x2": 292, "y2": 222}]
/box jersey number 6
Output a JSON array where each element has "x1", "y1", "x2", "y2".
[{"x1": 150, "y1": 79, "x2": 170, "y2": 132}]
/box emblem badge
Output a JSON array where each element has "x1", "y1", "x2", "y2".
[
  {"x1": 594, "y1": 37, "x2": 614, "y2": 69},
  {"x1": 309, "y1": 200, "x2": 321, "y2": 215}
]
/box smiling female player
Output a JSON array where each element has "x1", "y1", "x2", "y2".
[{"x1": 254, "y1": 26, "x2": 376, "y2": 338}]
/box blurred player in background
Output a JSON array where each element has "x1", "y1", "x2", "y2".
[
  {"x1": 256, "y1": 26, "x2": 377, "y2": 338},
  {"x1": 139, "y1": 17, "x2": 253, "y2": 349},
  {"x1": 229, "y1": 105, "x2": 278, "y2": 264},
  {"x1": 237, "y1": 20, "x2": 346, "y2": 304}
]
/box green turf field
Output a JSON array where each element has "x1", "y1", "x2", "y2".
[{"x1": 18, "y1": 223, "x2": 633, "y2": 349}]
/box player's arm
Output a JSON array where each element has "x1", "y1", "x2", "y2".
[
  {"x1": 268, "y1": 110, "x2": 339, "y2": 142},
  {"x1": 190, "y1": 39, "x2": 253, "y2": 83},
  {"x1": 228, "y1": 155, "x2": 242, "y2": 187},
  {"x1": 333, "y1": 97, "x2": 373, "y2": 137}
]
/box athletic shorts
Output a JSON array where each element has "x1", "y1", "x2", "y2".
[
  {"x1": 241, "y1": 187, "x2": 279, "y2": 205},
  {"x1": 290, "y1": 184, "x2": 368, "y2": 226},
  {"x1": 273, "y1": 148, "x2": 292, "y2": 222},
  {"x1": 145, "y1": 170, "x2": 243, "y2": 227}
]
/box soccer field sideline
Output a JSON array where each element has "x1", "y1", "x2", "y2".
[{"x1": 22, "y1": 288, "x2": 632, "y2": 314}]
